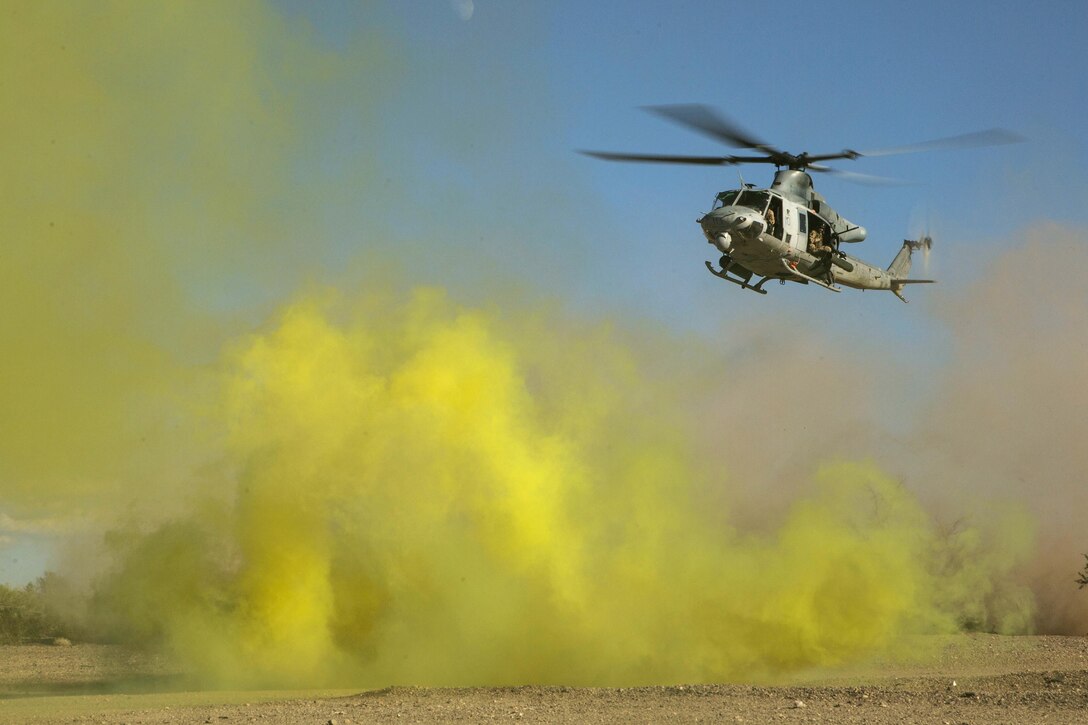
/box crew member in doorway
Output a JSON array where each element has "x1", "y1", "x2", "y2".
[{"x1": 807, "y1": 224, "x2": 834, "y2": 284}]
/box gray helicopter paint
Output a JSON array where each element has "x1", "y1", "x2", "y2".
[
  {"x1": 770, "y1": 170, "x2": 866, "y2": 243},
  {"x1": 699, "y1": 194, "x2": 925, "y2": 298},
  {"x1": 769, "y1": 169, "x2": 812, "y2": 204}
]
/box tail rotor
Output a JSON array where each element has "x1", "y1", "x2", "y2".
[
  {"x1": 905, "y1": 234, "x2": 934, "y2": 271},
  {"x1": 906, "y1": 207, "x2": 935, "y2": 276}
]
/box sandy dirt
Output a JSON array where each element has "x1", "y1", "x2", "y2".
[{"x1": 1, "y1": 635, "x2": 1086, "y2": 724}]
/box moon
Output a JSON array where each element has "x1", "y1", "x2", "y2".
[{"x1": 453, "y1": 0, "x2": 474, "y2": 21}]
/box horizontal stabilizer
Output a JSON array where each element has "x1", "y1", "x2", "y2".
[{"x1": 890, "y1": 277, "x2": 935, "y2": 303}]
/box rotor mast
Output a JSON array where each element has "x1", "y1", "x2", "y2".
[{"x1": 769, "y1": 169, "x2": 814, "y2": 205}]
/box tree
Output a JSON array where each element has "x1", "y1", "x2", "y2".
[
  {"x1": 0, "y1": 573, "x2": 76, "y2": 644},
  {"x1": 1078, "y1": 554, "x2": 1088, "y2": 590}
]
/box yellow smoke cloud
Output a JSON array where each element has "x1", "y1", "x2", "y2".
[
  {"x1": 0, "y1": 0, "x2": 380, "y2": 515},
  {"x1": 89, "y1": 291, "x2": 1021, "y2": 687}
]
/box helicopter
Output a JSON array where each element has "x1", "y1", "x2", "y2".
[{"x1": 581, "y1": 105, "x2": 1021, "y2": 301}]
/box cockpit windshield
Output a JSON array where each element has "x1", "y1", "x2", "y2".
[
  {"x1": 712, "y1": 189, "x2": 770, "y2": 213},
  {"x1": 712, "y1": 190, "x2": 740, "y2": 210},
  {"x1": 736, "y1": 190, "x2": 769, "y2": 213}
]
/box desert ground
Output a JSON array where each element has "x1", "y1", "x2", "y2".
[{"x1": 1, "y1": 635, "x2": 1086, "y2": 724}]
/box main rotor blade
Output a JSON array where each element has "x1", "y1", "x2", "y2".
[
  {"x1": 579, "y1": 150, "x2": 777, "y2": 166},
  {"x1": 801, "y1": 151, "x2": 863, "y2": 164},
  {"x1": 809, "y1": 164, "x2": 910, "y2": 186},
  {"x1": 856, "y1": 128, "x2": 1024, "y2": 158},
  {"x1": 642, "y1": 104, "x2": 783, "y2": 155}
]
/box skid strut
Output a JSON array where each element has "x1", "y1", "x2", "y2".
[
  {"x1": 704, "y1": 260, "x2": 770, "y2": 294},
  {"x1": 778, "y1": 258, "x2": 840, "y2": 292}
]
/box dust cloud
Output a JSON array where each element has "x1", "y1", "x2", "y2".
[
  {"x1": 1, "y1": 0, "x2": 1084, "y2": 692},
  {"x1": 908, "y1": 225, "x2": 1088, "y2": 635}
]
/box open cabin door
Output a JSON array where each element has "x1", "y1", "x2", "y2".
[{"x1": 766, "y1": 195, "x2": 783, "y2": 240}]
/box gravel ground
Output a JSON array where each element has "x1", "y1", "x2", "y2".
[{"x1": 1, "y1": 635, "x2": 1086, "y2": 724}]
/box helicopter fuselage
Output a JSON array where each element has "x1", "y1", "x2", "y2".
[
  {"x1": 698, "y1": 171, "x2": 909, "y2": 295},
  {"x1": 700, "y1": 203, "x2": 893, "y2": 291}
]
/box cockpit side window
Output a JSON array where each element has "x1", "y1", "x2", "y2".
[{"x1": 736, "y1": 190, "x2": 769, "y2": 213}]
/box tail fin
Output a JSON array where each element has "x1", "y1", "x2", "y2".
[
  {"x1": 888, "y1": 236, "x2": 934, "y2": 302},
  {"x1": 887, "y1": 239, "x2": 917, "y2": 275}
]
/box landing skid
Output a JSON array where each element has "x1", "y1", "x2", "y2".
[
  {"x1": 778, "y1": 259, "x2": 840, "y2": 293},
  {"x1": 704, "y1": 260, "x2": 769, "y2": 294}
]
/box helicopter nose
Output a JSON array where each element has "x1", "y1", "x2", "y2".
[{"x1": 699, "y1": 206, "x2": 764, "y2": 238}]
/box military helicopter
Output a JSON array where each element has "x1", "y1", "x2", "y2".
[{"x1": 581, "y1": 105, "x2": 1021, "y2": 301}]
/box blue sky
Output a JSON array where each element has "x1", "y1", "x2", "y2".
[{"x1": 274, "y1": 0, "x2": 1086, "y2": 338}]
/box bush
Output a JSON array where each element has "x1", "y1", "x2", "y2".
[{"x1": 0, "y1": 575, "x2": 70, "y2": 644}]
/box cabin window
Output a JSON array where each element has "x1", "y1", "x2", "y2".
[{"x1": 798, "y1": 211, "x2": 807, "y2": 234}]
